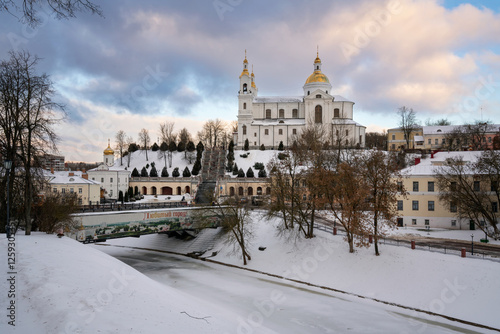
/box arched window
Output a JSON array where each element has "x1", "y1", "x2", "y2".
[
  {"x1": 266, "y1": 109, "x2": 271, "y2": 119},
  {"x1": 142, "y1": 186, "x2": 148, "y2": 195},
  {"x1": 185, "y1": 186, "x2": 190, "y2": 194},
  {"x1": 238, "y1": 187, "x2": 244, "y2": 196},
  {"x1": 177, "y1": 187, "x2": 182, "y2": 195},
  {"x1": 334, "y1": 108, "x2": 340, "y2": 118},
  {"x1": 242, "y1": 125, "x2": 247, "y2": 135},
  {"x1": 315, "y1": 105, "x2": 322, "y2": 124},
  {"x1": 230, "y1": 187, "x2": 235, "y2": 196},
  {"x1": 292, "y1": 109, "x2": 298, "y2": 118},
  {"x1": 307, "y1": 91, "x2": 310, "y2": 95},
  {"x1": 243, "y1": 83, "x2": 247, "y2": 92},
  {"x1": 248, "y1": 187, "x2": 253, "y2": 196},
  {"x1": 257, "y1": 187, "x2": 262, "y2": 195},
  {"x1": 279, "y1": 109, "x2": 284, "y2": 118},
  {"x1": 243, "y1": 102, "x2": 246, "y2": 109},
  {"x1": 151, "y1": 186, "x2": 157, "y2": 195}
]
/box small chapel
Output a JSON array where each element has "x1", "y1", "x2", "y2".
[{"x1": 236, "y1": 51, "x2": 366, "y2": 149}]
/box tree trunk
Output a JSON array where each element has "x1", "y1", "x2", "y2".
[{"x1": 374, "y1": 214, "x2": 379, "y2": 256}]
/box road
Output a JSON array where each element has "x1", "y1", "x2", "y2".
[{"x1": 97, "y1": 245, "x2": 492, "y2": 334}]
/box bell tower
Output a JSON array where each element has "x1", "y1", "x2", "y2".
[{"x1": 237, "y1": 50, "x2": 254, "y2": 148}]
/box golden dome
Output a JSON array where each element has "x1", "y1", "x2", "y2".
[
  {"x1": 239, "y1": 68, "x2": 249, "y2": 78},
  {"x1": 103, "y1": 140, "x2": 114, "y2": 155},
  {"x1": 305, "y1": 70, "x2": 330, "y2": 84},
  {"x1": 251, "y1": 81, "x2": 256, "y2": 88}
]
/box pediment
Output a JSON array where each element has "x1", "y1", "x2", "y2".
[{"x1": 304, "y1": 89, "x2": 333, "y2": 100}]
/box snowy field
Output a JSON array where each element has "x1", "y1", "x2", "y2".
[{"x1": 1, "y1": 211, "x2": 499, "y2": 333}]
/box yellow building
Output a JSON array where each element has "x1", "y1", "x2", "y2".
[
  {"x1": 387, "y1": 127, "x2": 423, "y2": 151},
  {"x1": 48, "y1": 171, "x2": 101, "y2": 205},
  {"x1": 396, "y1": 151, "x2": 490, "y2": 230},
  {"x1": 129, "y1": 177, "x2": 200, "y2": 196}
]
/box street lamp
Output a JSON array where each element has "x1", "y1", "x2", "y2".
[
  {"x1": 4, "y1": 160, "x2": 12, "y2": 238},
  {"x1": 471, "y1": 234, "x2": 474, "y2": 255}
]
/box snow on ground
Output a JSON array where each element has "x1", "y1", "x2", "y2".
[
  {"x1": 110, "y1": 149, "x2": 196, "y2": 175},
  {"x1": 228, "y1": 150, "x2": 278, "y2": 176},
  {"x1": 91, "y1": 210, "x2": 500, "y2": 330},
  {"x1": 206, "y1": 212, "x2": 500, "y2": 330},
  {"x1": 0, "y1": 233, "x2": 242, "y2": 334},
  {"x1": 2, "y1": 210, "x2": 499, "y2": 333}
]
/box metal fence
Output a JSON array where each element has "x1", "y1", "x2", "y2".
[
  {"x1": 313, "y1": 223, "x2": 500, "y2": 263},
  {"x1": 77, "y1": 201, "x2": 189, "y2": 213}
]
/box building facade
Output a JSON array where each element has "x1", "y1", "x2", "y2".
[
  {"x1": 48, "y1": 171, "x2": 100, "y2": 205},
  {"x1": 396, "y1": 151, "x2": 498, "y2": 230},
  {"x1": 236, "y1": 52, "x2": 366, "y2": 149},
  {"x1": 88, "y1": 143, "x2": 130, "y2": 201}
]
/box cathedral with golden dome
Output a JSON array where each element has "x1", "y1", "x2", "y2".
[{"x1": 236, "y1": 51, "x2": 366, "y2": 149}]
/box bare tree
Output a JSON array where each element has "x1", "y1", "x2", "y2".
[
  {"x1": 0, "y1": 51, "x2": 63, "y2": 235},
  {"x1": 159, "y1": 121, "x2": 176, "y2": 146},
  {"x1": 199, "y1": 196, "x2": 253, "y2": 265},
  {"x1": 1, "y1": 0, "x2": 102, "y2": 27},
  {"x1": 138, "y1": 128, "x2": 150, "y2": 161},
  {"x1": 365, "y1": 131, "x2": 387, "y2": 150},
  {"x1": 445, "y1": 120, "x2": 496, "y2": 151},
  {"x1": 435, "y1": 151, "x2": 500, "y2": 239},
  {"x1": 397, "y1": 106, "x2": 419, "y2": 150},
  {"x1": 359, "y1": 150, "x2": 405, "y2": 255},
  {"x1": 197, "y1": 119, "x2": 226, "y2": 149},
  {"x1": 115, "y1": 130, "x2": 127, "y2": 166},
  {"x1": 178, "y1": 127, "x2": 191, "y2": 158},
  {"x1": 323, "y1": 161, "x2": 371, "y2": 253},
  {"x1": 425, "y1": 118, "x2": 451, "y2": 126}
]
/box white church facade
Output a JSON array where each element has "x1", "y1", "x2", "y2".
[{"x1": 236, "y1": 52, "x2": 366, "y2": 149}]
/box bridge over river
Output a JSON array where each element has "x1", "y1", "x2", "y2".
[{"x1": 69, "y1": 206, "x2": 219, "y2": 242}]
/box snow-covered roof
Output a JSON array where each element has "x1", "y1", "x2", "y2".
[
  {"x1": 332, "y1": 119, "x2": 365, "y2": 127},
  {"x1": 252, "y1": 119, "x2": 306, "y2": 126},
  {"x1": 253, "y1": 96, "x2": 303, "y2": 103},
  {"x1": 48, "y1": 174, "x2": 100, "y2": 185},
  {"x1": 401, "y1": 151, "x2": 484, "y2": 176},
  {"x1": 252, "y1": 95, "x2": 354, "y2": 104}
]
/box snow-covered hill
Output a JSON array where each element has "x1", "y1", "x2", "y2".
[{"x1": 110, "y1": 149, "x2": 197, "y2": 175}]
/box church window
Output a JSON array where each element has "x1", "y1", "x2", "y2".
[
  {"x1": 315, "y1": 105, "x2": 322, "y2": 124},
  {"x1": 265, "y1": 129, "x2": 269, "y2": 135},
  {"x1": 243, "y1": 83, "x2": 247, "y2": 92},
  {"x1": 326, "y1": 91, "x2": 328, "y2": 94},
  {"x1": 279, "y1": 129, "x2": 283, "y2": 135},
  {"x1": 336, "y1": 130, "x2": 339, "y2": 136},
  {"x1": 307, "y1": 91, "x2": 310, "y2": 95},
  {"x1": 334, "y1": 108, "x2": 340, "y2": 118},
  {"x1": 266, "y1": 109, "x2": 271, "y2": 119},
  {"x1": 346, "y1": 130, "x2": 349, "y2": 136},
  {"x1": 292, "y1": 129, "x2": 297, "y2": 135},
  {"x1": 243, "y1": 102, "x2": 246, "y2": 109},
  {"x1": 279, "y1": 109, "x2": 284, "y2": 118},
  {"x1": 254, "y1": 133, "x2": 256, "y2": 137},
  {"x1": 316, "y1": 66, "x2": 319, "y2": 70},
  {"x1": 316, "y1": 94, "x2": 321, "y2": 98},
  {"x1": 292, "y1": 109, "x2": 298, "y2": 118},
  {"x1": 242, "y1": 125, "x2": 247, "y2": 135}
]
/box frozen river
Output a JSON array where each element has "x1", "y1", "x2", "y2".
[{"x1": 97, "y1": 245, "x2": 489, "y2": 334}]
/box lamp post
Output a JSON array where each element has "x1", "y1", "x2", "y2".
[
  {"x1": 471, "y1": 234, "x2": 474, "y2": 255},
  {"x1": 4, "y1": 160, "x2": 12, "y2": 238}
]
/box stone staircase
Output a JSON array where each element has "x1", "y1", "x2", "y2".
[{"x1": 195, "y1": 148, "x2": 226, "y2": 204}]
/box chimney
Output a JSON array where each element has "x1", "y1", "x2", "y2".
[
  {"x1": 82, "y1": 168, "x2": 86, "y2": 174},
  {"x1": 82, "y1": 173, "x2": 88, "y2": 180},
  {"x1": 51, "y1": 167, "x2": 54, "y2": 174},
  {"x1": 415, "y1": 157, "x2": 421, "y2": 165},
  {"x1": 68, "y1": 172, "x2": 74, "y2": 177}
]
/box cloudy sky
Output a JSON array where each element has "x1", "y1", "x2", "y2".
[{"x1": 1, "y1": 0, "x2": 499, "y2": 162}]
